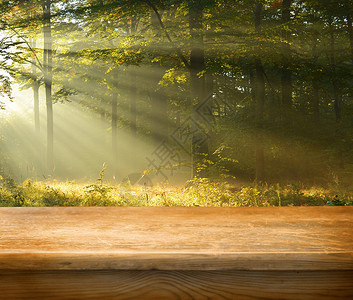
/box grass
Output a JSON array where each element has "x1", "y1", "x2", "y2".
[{"x1": 0, "y1": 176, "x2": 352, "y2": 207}]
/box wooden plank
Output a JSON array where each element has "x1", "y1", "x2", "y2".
[
  {"x1": 0, "y1": 207, "x2": 353, "y2": 271},
  {"x1": 0, "y1": 270, "x2": 352, "y2": 300}
]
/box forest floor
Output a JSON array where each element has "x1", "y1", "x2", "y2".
[{"x1": 0, "y1": 177, "x2": 352, "y2": 207}]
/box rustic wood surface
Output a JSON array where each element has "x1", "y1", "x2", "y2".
[
  {"x1": 0, "y1": 207, "x2": 352, "y2": 271},
  {"x1": 1, "y1": 207, "x2": 353, "y2": 299},
  {"x1": 0, "y1": 270, "x2": 352, "y2": 300}
]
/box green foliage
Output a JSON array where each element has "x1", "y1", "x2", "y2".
[
  {"x1": 1, "y1": 177, "x2": 352, "y2": 207},
  {"x1": 196, "y1": 144, "x2": 239, "y2": 179},
  {"x1": 1, "y1": 0, "x2": 353, "y2": 190}
]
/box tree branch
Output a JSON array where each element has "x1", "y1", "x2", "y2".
[
  {"x1": 1, "y1": 21, "x2": 44, "y2": 73},
  {"x1": 145, "y1": 0, "x2": 190, "y2": 69}
]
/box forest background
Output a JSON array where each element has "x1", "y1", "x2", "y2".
[{"x1": 0, "y1": 0, "x2": 352, "y2": 207}]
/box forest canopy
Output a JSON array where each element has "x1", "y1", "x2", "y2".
[{"x1": 0, "y1": 0, "x2": 352, "y2": 192}]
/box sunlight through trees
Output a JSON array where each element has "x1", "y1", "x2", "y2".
[{"x1": 0, "y1": 0, "x2": 352, "y2": 192}]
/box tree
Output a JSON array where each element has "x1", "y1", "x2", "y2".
[
  {"x1": 188, "y1": 0, "x2": 207, "y2": 178},
  {"x1": 30, "y1": 39, "x2": 40, "y2": 134},
  {"x1": 254, "y1": 1, "x2": 265, "y2": 182},
  {"x1": 2, "y1": 0, "x2": 353, "y2": 184},
  {"x1": 281, "y1": 0, "x2": 292, "y2": 126},
  {"x1": 42, "y1": 0, "x2": 54, "y2": 172}
]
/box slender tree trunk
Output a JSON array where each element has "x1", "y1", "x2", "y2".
[
  {"x1": 149, "y1": 9, "x2": 169, "y2": 145},
  {"x1": 112, "y1": 71, "x2": 118, "y2": 176},
  {"x1": 151, "y1": 82, "x2": 168, "y2": 143},
  {"x1": 188, "y1": 0, "x2": 206, "y2": 178},
  {"x1": 255, "y1": 58, "x2": 265, "y2": 182},
  {"x1": 129, "y1": 66, "x2": 137, "y2": 170},
  {"x1": 312, "y1": 32, "x2": 320, "y2": 123},
  {"x1": 329, "y1": 23, "x2": 341, "y2": 122},
  {"x1": 128, "y1": 18, "x2": 138, "y2": 171},
  {"x1": 345, "y1": 4, "x2": 353, "y2": 114},
  {"x1": 30, "y1": 35, "x2": 42, "y2": 177},
  {"x1": 329, "y1": 22, "x2": 344, "y2": 169},
  {"x1": 281, "y1": 0, "x2": 292, "y2": 126},
  {"x1": 254, "y1": 2, "x2": 265, "y2": 182},
  {"x1": 249, "y1": 70, "x2": 255, "y2": 101},
  {"x1": 346, "y1": 8, "x2": 353, "y2": 63},
  {"x1": 30, "y1": 39, "x2": 40, "y2": 134},
  {"x1": 33, "y1": 82, "x2": 40, "y2": 133},
  {"x1": 312, "y1": 80, "x2": 320, "y2": 122},
  {"x1": 130, "y1": 68, "x2": 136, "y2": 138},
  {"x1": 42, "y1": 0, "x2": 53, "y2": 173}
]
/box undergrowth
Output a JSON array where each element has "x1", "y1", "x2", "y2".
[{"x1": 0, "y1": 176, "x2": 352, "y2": 207}]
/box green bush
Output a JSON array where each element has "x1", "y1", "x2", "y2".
[{"x1": 0, "y1": 176, "x2": 352, "y2": 207}]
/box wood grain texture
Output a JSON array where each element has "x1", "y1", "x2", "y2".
[
  {"x1": 0, "y1": 207, "x2": 353, "y2": 271},
  {"x1": 0, "y1": 270, "x2": 352, "y2": 300}
]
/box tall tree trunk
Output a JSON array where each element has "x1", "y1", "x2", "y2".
[
  {"x1": 31, "y1": 38, "x2": 42, "y2": 177},
  {"x1": 188, "y1": 0, "x2": 206, "y2": 178},
  {"x1": 329, "y1": 22, "x2": 344, "y2": 169},
  {"x1": 281, "y1": 0, "x2": 292, "y2": 126},
  {"x1": 329, "y1": 23, "x2": 341, "y2": 122},
  {"x1": 42, "y1": 0, "x2": 53, "y2": 173},
  {"x1": 312, "y1": 32, "x2": 320, "y2": 123},
  {"x1": 30, "y1": 39, "x2": 40, "y2": 134},
  {"x1": 254, "y1": 59, "x2": 265, "y2": 182},
  {"x1": 151, "y1": 82, "x2": 168, "y2": 144},
  {"x1": 254, "y1": 2, "x2": 265, "y2": 182},
  {"x1": 129, "y1": 67, "x2": 136, "y2": 137},
  {"x1": 129, "y1": 66, "x2": 137, "y2": 170},
  {"x1": 112, "y1": 71, "x2": 118, "y2": 176},
  {"x1": 312, "y1": 80, "x2": 320, "y2": 122},
  {"x1": 346, "y1": 6, "x2": 353, "y2": 63},
  {"x1": 33, "y1": 82, "x2": 40, "y2": 133},
  {"x1": 128, "y1": 18, "x2": 138, "y2": 171},
  {"x1": 345, "y1": 3, "x2": 353, "y2": 113},
  {"x1": 149, "y1": 8, "x2": 169, "y2": 145}
]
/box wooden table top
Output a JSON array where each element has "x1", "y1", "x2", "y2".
[{"x1": 0, "y1": 207, "x2": 352, "y2": 271}]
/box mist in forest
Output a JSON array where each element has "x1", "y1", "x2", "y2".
[
  {"x1": 0, "y1": 0, "x2": 353, "y2": 189},
  {"x1": 1, "y1": 87, "x2": 150, "y2": 182}
]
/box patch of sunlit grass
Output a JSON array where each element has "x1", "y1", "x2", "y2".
[{"x1": 0, "y1": 177, "x2": 352, "y2": 207}]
